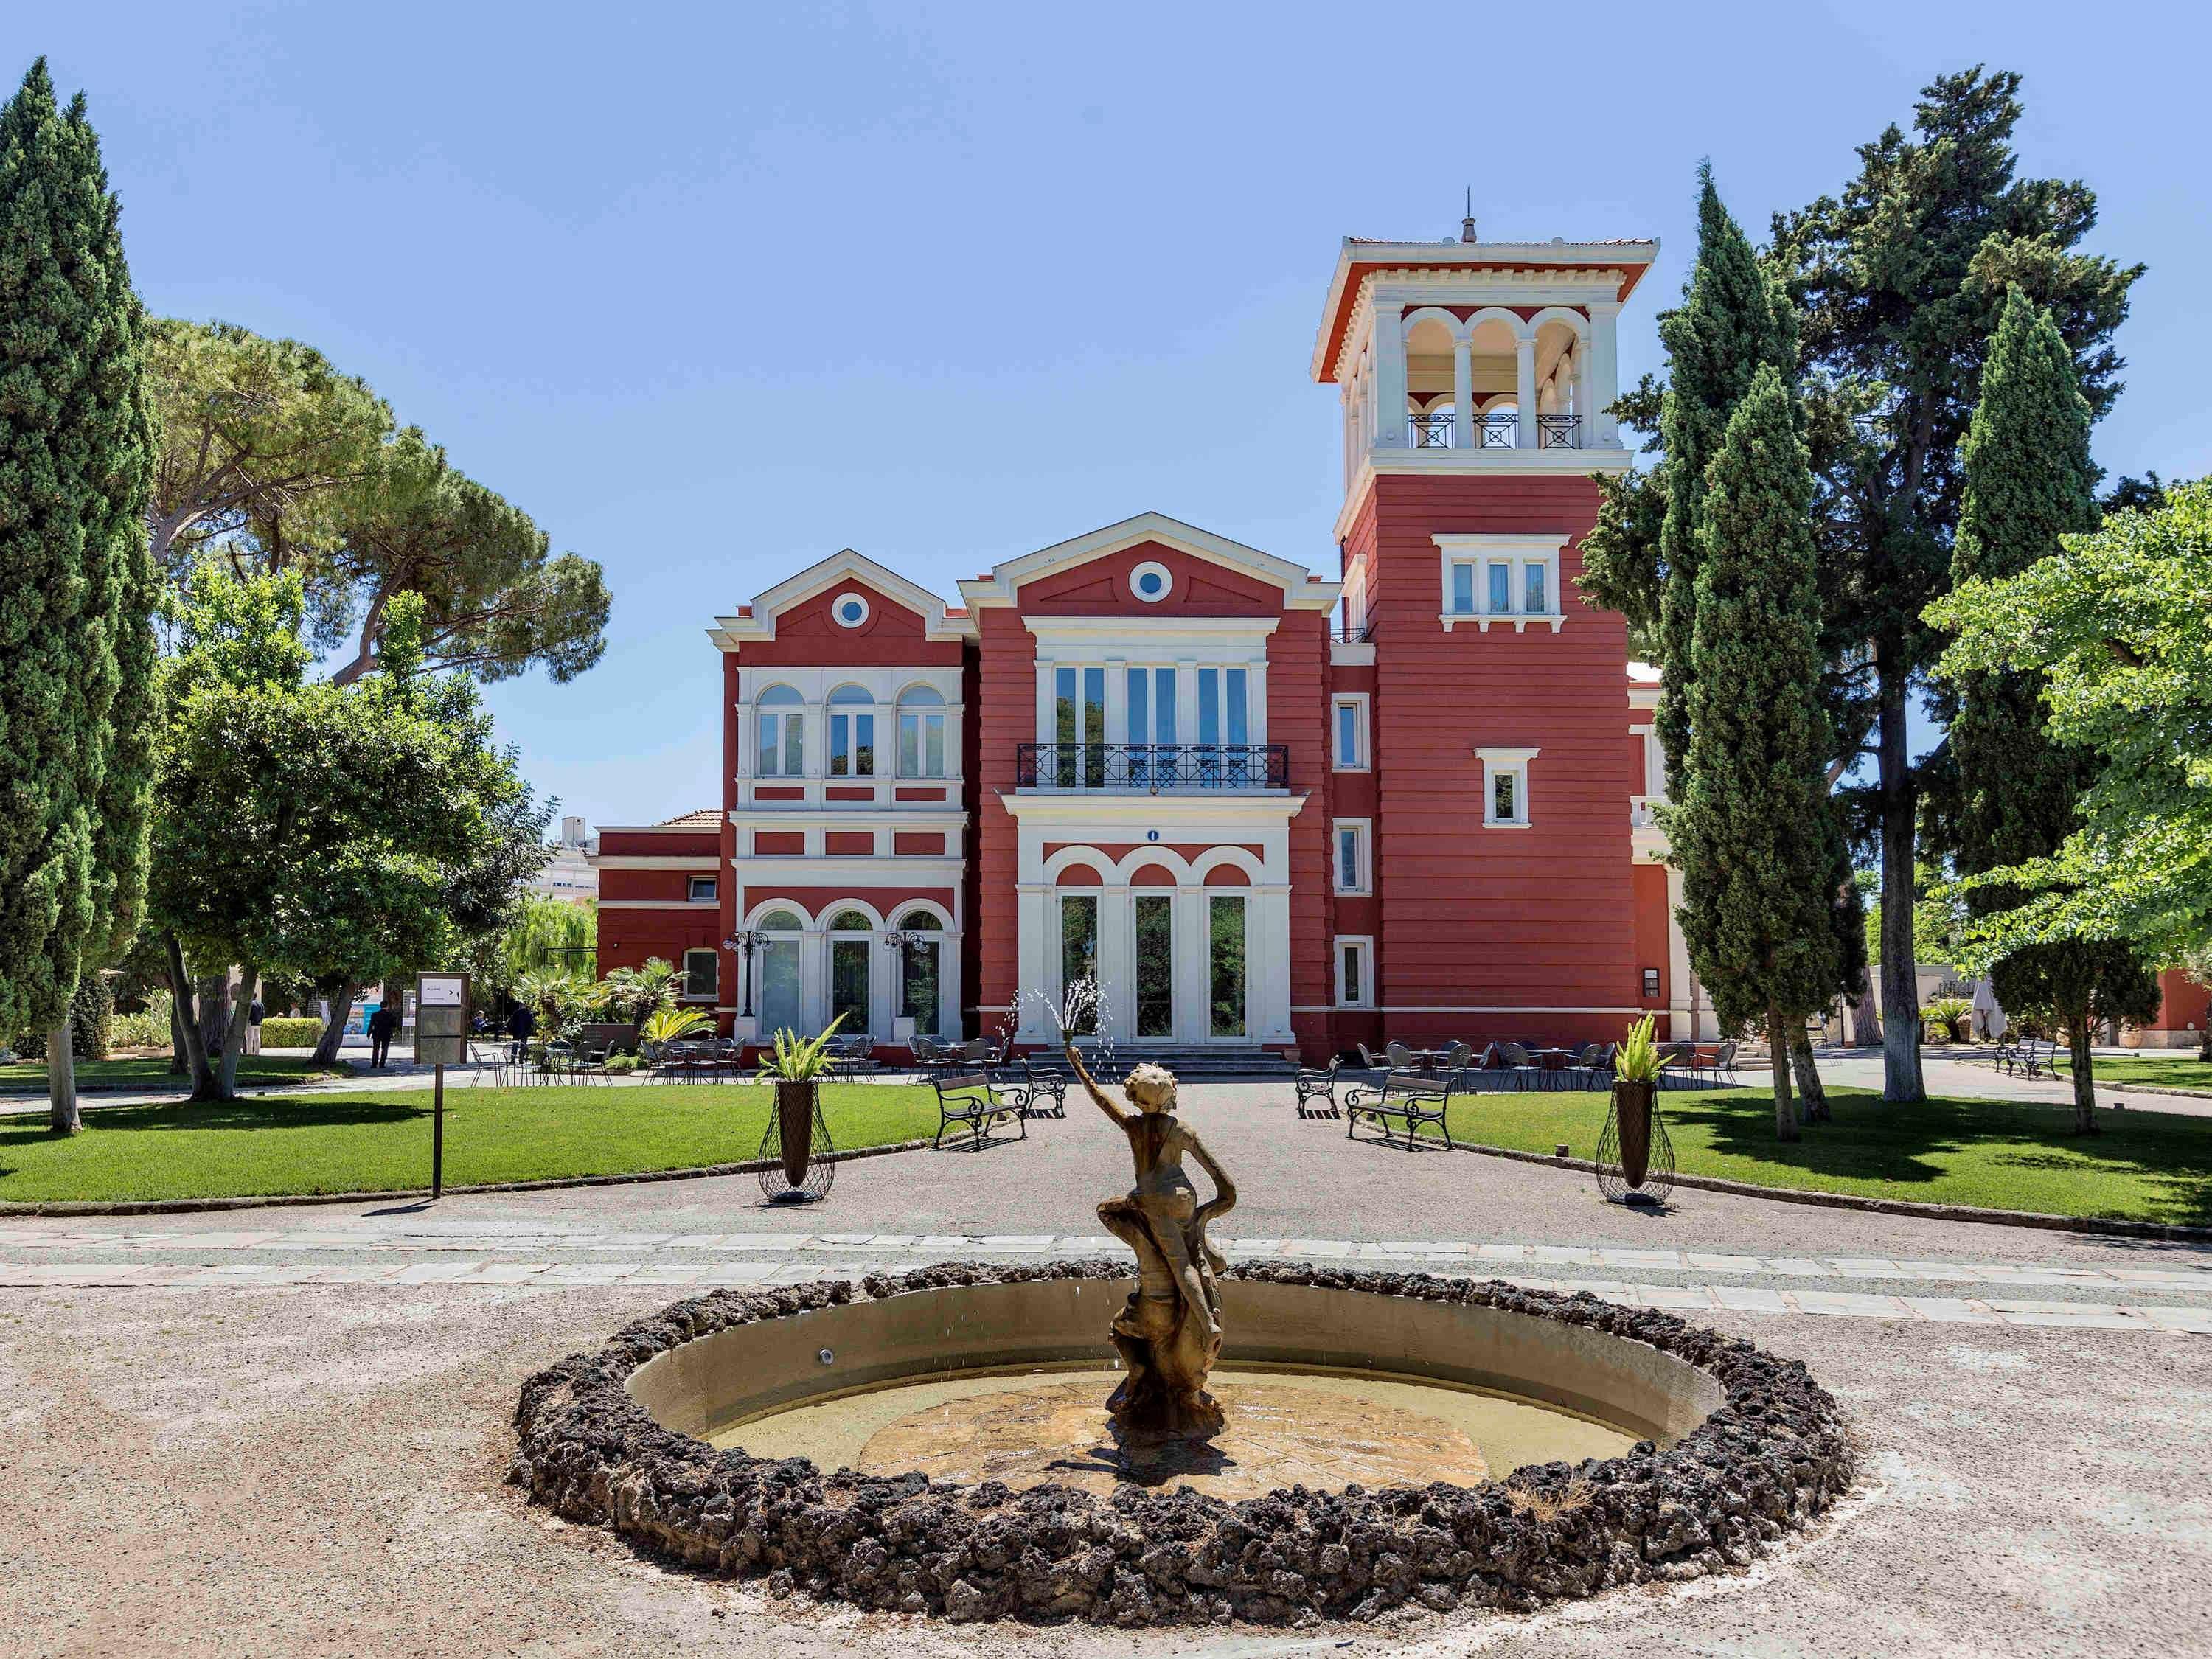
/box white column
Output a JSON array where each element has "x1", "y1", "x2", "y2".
[
  {"x1": 1253, "y1": 888, "x2": 1293, "y2": 1042},
  {"x1": 1175, "y1": 660, "x2": 1197, "y2": 748},
  {"x1": 1514, "y1": 337, "x2": 1538, "y2": 448},
  {"x1": 1246, "y1": 660, "x2": 1267, "y2": 745},
  {"x1": 801, "y1": 925, "x2": 827, "y2": 1035},
  {"x1": 1175, "y1": 888, "x2": 1208, "y2": 1042},
  {"x1": 1588, "y1": 302, "x2": 1622, "y2": 447},
  {"x1": 1104, "y1": 656, "x2": 1127, "y2": 746},
  {"x1": 871, "y1": 931, "x2": 895, "y2": 1040},
  {"x1": 1572, "y1": 337, "x2": 1595, "y2": 449},
  {"x1": 1033, "y1": 659, "x2": 1054, "y2": 745},
  {"x1": 1451, "y1": 337, "x2": 1475, "y2": 448},
  {"x1": 1665, "y1": 862, "x2": 1694, "y2": 1041},
  {"x1": 1371, "y1": 303, "x2": 1407, "y2": 449},
  {"x1": 1101, "y1": 886, "x2": 1133, "y2": 1045}
]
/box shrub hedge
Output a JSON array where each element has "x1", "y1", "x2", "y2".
[{"x1": 258, "y1": 1016, "x2": 327, "y2": 1049}]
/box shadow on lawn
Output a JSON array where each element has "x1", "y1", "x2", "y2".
[
  {"x1": 1678, "y1": 1090, "x2": 2212, "y2": 1225},
  {"x1": 0, "y1": 1096, "x2": 426, "y2": 1142}
]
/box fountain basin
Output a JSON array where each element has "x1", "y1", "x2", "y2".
[{"x1": 512, "y1": 1261, "x2": 1854, "y2": 1625}]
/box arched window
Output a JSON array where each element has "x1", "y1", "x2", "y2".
[
  {"x1": 827, "y1": 908, "x2": 874, "y2": 932},
  {"x1": 756, "y1": 685, "x2": 803, "y2": 777},
  {"x1": 827, "y1": 684, "x2": 876, "y2": 779},
  {"x1": 754, "y1": 908, "x2": 803, "y2": 1034},
  {"x1": 893, "y1": 911, "x2": 945, "y2": 1036},
  {"x1": 897, "y1": 684, "x2": 947, "y2": 777},
  {"x1": 893, "y1": 910, "x2": 943, "y2": 931}
]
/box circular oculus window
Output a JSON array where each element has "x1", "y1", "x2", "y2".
[
  {"x1": 832, "y1": 591, "x2": 870, "y2": 628},
  {"x1": 1130, "y1": 561, "x2": 1173, "y2": 602}
]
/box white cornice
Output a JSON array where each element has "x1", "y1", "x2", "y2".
[
  {"x1": 595, "y1": 854, "x2": 724, "y2": 870},
  {"x1": 1311, "y1": 239, "x2": 1658, "y2": 382},
  {"x1": 959, "y1": 512, "x2": 1338, "y2": 613},
  {"x1": 709, "y1": 548, "x2": 975, "y2": 651},
  {"x1": 1332, "y1": 451, "x2": 1635, "y2": 545}
]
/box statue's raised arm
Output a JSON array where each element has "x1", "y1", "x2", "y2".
[{"x1": 1064, "y1": 1043, "x2": 1130, "y2": 1127}]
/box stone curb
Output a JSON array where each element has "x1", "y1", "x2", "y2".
[
  {"x1": 0, "y1": 1139, "x2": 932, "y2": 1218},
  {"x1": 1443, "y1": 1138, "x2": 2212, "y2": 1243},
  {"x1": 510, "y1": 1260, "x2": 1854, "y2": 1627}
]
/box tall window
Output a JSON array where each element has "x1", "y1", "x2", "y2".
[
  {"x1": 1197, "y1": 667, "x2": 1248, "y2": 750},
  {"x1": 755, "y1": 910, "x2": 802, "y2": 1035},
  {"x1": 1334, "y1": 821, "x2": 1371, "y2": 894},
  {"x1": 1133, "y1": 894, "x2": 1173, "y2": 1038},
  {"x1": 1335, "y1": 936, "x2": 1373, "y2": 1008},
  {"x1": 896, "y1": 684, "x2": 947, "y2": 778},
  {"x1": 1208, "y1": 894, "x2": 1246, "y2": 1037},
  {"x1": 756, "y1": 685, "x2": 803, "y2": 776},
  {"x1": 1451, "y1": 561, "x2": 1476, "y2": 616},
  {"x1": 827, "y1": 684, "x2": 875, "y2": 777},
  {"x1": 1332, "y1": 696, "x2": 1368, "y2": 770},
  {"x1": 828, "y1": 908, "x2": 872, "y2": 1033},
  {"x1": 1060, "y1": 893, "x2": 1099, "y2": 1034},
  {"x1": 681, "y1": 948, "x2": 718, "y2": 999},
  {"x1": 894, "y1": 911, "x2": 942, "y2": 1037},
  {"x1": 1054, "y1": 666, "x2": 1106, "y2": 788}
]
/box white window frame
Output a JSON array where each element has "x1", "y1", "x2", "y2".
[
  {"x1": 1332, "y1": 694, "x2": 1370, "y2": 771},
  {"x1": 1333, "y1": 818, "x2": 1372, "y2": 894},
  {"x1": 754, "y1": 686, "x2": 804, "y2": 777},
  {"x1": 1478, "y1": 747, "x2": 1537, "y2": 827},
  {"x1": 1334, "y1": 935, "x2": 1374, "y2": 1009},
  {"x1": 680, "y1": 948, "x2": 719, "y2": 1001},
  {"x1": 1436, "y1": 534, "x2": 1570, "y2": 633},
  {"x1": 896, "y1": 686, "x2": 947, "y2": 779},
  {"x1": 687, "y1": 874, "x2": 718, "y2": 904},
  {"x1": 831, "y1": 590, "x2": 871, "y2": 629}
]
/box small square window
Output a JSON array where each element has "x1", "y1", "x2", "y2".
[
  {"x1": 1334, "y1": 936, "x2": 1374, "y2": 1008},
  {"x1": 1450, "y1": 562, "x2": 1475, "y2": 615},
  {"x1": 1477, "y1": 748, "x2": 1536, "y2": 827},
  {"x1": 1332, "y1": 696, "x2": 1368, "y2": 771},
  {"x1": 1492, "y1": 771, "x2": 1517, "y2": 822},
  {"x1": 688, "y1": 875, "x2": 718, "y2": 904},
  {"x1": 1487, "y1": 562, "x2": 1511, "y2": 613},
  {"x1": 1523, "y1": 561, "x2": 1547, "y2": 613},
  {"x1": 1642, "y1": 967, "x2": 1661, "y2": 998}
]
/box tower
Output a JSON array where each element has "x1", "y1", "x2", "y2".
[{"x1": 1308, "y1": 231, "x2": 1662, "y2": 1054}]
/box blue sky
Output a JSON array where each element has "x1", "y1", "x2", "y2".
[{"x1": 33, "y1": 1, "x2": 2208, "y2": 830}]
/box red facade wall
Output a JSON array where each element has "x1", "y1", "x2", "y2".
[
  {"x1": 597, "y1": 825, "x2": 723, "y2": 980},
  {"x1": 973, "y1": 606, "x2": 1032, "y2": 1027},
  {"x1": 1014, "y1": 541, "x2": 1280, "y2": 616},
  {"x1": 732, "y1": 582, "x2": 962, "y2": 669},
  {"x1": 2152, "y1": 969, "x2": 2209, "y2": 1038},
  {"x1": 1632, "y1": 861, "x2": 1669, "y2": 1012},
  {"x1": 1351, "y1": 472, "x2": 1638, "y2": 1046}
]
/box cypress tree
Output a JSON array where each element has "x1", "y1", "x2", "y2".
[
  {"x1": 1672, "y1": 365, "x2": 1839, "y2": 1141},
  {"x1": 0, "y1": 60, "x2": 157, "y2": 1133},
  {"x1": 1947, "y1": 289, "x2": 2157, "y2": 1133},
  {"x1": 1649, "y1": 164, "x2": 1797, "y2": 789}
]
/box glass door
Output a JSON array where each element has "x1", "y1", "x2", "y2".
[
  {"x1": 1196, "y1": 667, "x2": 1250, "y2": 785},
  {"x1": 1133, "y1": 894, "x2": 1174, "y2": 1038},
  {"x1": 1060, "y1": 894, "x2": 1099, "y2": 1034},
  {"x1": 1125, "y1": 665, "x2": 1177, "y2": 788},
  {"x1": 1054, "y1": 666, "x2": 1105, "y2": 788},
  {"x1": 756, "y1": 910, "x2": 802, "y2": 1037},
  {"x1": 1208, "y1": 894, "x2": 1246, "y2": 1038}
]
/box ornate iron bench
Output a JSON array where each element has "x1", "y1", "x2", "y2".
[
  {"x1": 1995, "y1": 1035, "x2": 2053, "y2": 1078},
  {"x1": 930, "y1": 1070, "x2": 1029, "y2": 1151},
  {"x1": 1295, "y1": 1056, "x2": 1342, "y2": 1116},
  {"x1": 1343, "y1": 1068, "x2": 1459, "y2": 1150},
  {"x1": 1003, "y1": 1056, "x2": 1068, "y2": 1119}
]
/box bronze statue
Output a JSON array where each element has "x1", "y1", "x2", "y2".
[{"x1": 1065, "y1": 1046, "x2": 1236, "y2": 1439}]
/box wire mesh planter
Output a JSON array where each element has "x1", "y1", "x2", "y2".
[
  {"x1": 758, "y1": 1080, "x2": 836, "y2": 1203},
  {"x1": 1595, "y1": 1079, "x2": 1676, "y2": 1206}
]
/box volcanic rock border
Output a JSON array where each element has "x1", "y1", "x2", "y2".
[{"x1": 509, "y1": 1260, "x2": 1855, "y2": 1627}]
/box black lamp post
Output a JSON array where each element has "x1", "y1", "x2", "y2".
[{"x1": 725, "y1": 931, "x2": 765, "y2": 1019}]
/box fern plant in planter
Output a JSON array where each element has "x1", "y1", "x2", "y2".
[
  {"x1": 755, "y1": 1015, "x2": 845, "y2": 1202},
  {"x1": 1597, "y1": 1015, "x2": 1677, "y2": 1206}
]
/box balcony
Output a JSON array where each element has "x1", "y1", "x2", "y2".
[
  {"x1": 1537, "y1": 415, "x2": 1581, "y2": 450},
  {"x1": 1017, "y1": 742, "x2": 1290, "y2": 792},
  {"x1": 1404, "y1": 412, "x2": 1525, "y2": 450}
]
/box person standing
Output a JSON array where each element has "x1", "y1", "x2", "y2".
[
  {"x1": 367, "y1": 1002, "x2": 397, "y2": 1068},
  {"x1": 507, "y1": 1000, "x2": 537, "y2": 1064},
  {"x1": 243, "y1": 995, "x2": 265, "y2": 1055}
]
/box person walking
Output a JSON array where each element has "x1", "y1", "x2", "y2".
[
  {"x1": 243, "y1": 995, "x2": 265, "y2": 1055},
  {"x1": 507, "y1": 1001, "x2": 536, "y2": 1065},
  {"x1": 367, "y1": 1002, "x2": 398, "y2": 1068}
]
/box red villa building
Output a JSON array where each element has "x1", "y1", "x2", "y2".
[{"x1": 596, "y1": 227, "x2": 1721, "y2": 1061}]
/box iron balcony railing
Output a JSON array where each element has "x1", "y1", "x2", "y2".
[
  {"x1": 1017, "y1": 742, "x2": 1290, "y2": 791},
  {"x1": 1478, "y1": 413, "x2": 1518, "y2": 448},
  {"x1": 1410, "y1": 411, "x2": 1454, "y2": 448},
  {"x1": 1538, "y1": 415, "x2": 1582, "y2": 449}
]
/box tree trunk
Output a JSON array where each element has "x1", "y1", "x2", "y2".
[
  {"x1": 168, "y1": 990, "x2": 188, "y2": 1074},
  {"x1": 1792, "y1": 1030, "x2": 1830, "y2": 1122},
  {"x1": 48, "y1": 1015, "x2": 80, "y2": 1135},
  {"x1": 312, "y1": 985, "x2": 356, "y2": 1065},
  {"x1": 164, "y1": 934, "x2": 219, "y2": 1099},
  {"x1": 1846, "y1": 969, "x2": 1882, "y2": 1047},
  {"x1": 2199, "y1": 1022, "x2": 2210, "y2": 1064},
  {"x1": 196, "y1": 973, "x2": 229, "y2": 1064},
  {"x1": 216, "y1": 965, "x2": 258, "y2": 1100},
  {"x1": 1876, "y1": 655, "x2": 1926, "y2": 1102},
  {"x1": 1767, "y1": 1009, "x2": 1800, "y2": 1141},
  {"x1": 2065, "y1": 998, "x2": 2098, "y2": 1136}
]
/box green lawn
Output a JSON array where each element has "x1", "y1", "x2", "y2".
[
  {"x1": 0, "y1": 1055, "x2": 349, "y2": 1093},
  {"x1": 2051, "y1": 1054, "x2": 2212, "y2": 1096},
  {"x1": 0, "y1": 1083, "x2": 940, "y2": 1203},
  {"x1": 1439, "y1": 1086, "x2": 2212, "y2": 1227}
]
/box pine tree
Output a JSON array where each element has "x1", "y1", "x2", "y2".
[
  {"x1": 1945, "y1": 290, "x2": 2158, "y2": 1133},
  {"x1": 1649, "y1": 164, "x2": 1798, "y2": 789},
  {"x1": 0, "y1": 60, "x2": 157, "y2": 1133},
  {"x1": 1671, "y1": 366, "x2": 1840, "y2": 1141}
]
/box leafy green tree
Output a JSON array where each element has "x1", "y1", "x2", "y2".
[
  {"x1": 1928, "y1": 480, "x2": 2212, "y2": 1006},
  {"x1": 1582, "y1": 164, "x2": 1796, "y2": 793},
  {"x1": 0, "y1": 60, "x2": 158, "y2": 1133},
  {"x1": 150, "y1": 561, "x2": 549, "y2": 1098},
  {"x1": 1934, "y1": 290, "x2": 2160, "y2": 1130},
  {"x1": 1669, "y1": 366, "x2": 1842, "y2": 1141},
  {"x1": 1772, "y1": 66, "x2": 2143, "y2": 1103}
]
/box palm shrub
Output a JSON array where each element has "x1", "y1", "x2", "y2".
[
  {"x1": 599, "y1": 959, "x2": 678, "y2": 1026},
  {"x1": 637, "y1": 1005, "x2": 712, "y2": 1059},
  {"x1": 1613, "y1": 1014, "x2": 1675, "y2": 1083},
  {"x1": 760, "y1": 1014, "x2": 846, "y2": 1082},
  {"x1": 1921, "y1": 995, "x2": 1972, "y2": 1043}
]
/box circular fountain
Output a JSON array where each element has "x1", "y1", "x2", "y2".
[{"x1": 511, "y1": 1260, "x2": 1854, "y2": 1626}]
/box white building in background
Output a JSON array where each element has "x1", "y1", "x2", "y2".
[{"x1": 531, "y1": 815, "x2": 599, "y2": 904}]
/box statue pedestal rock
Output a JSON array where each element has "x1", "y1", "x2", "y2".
[{"x1": 1066, "y1": 1046, "x2": 1236, "y2": 1440}]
